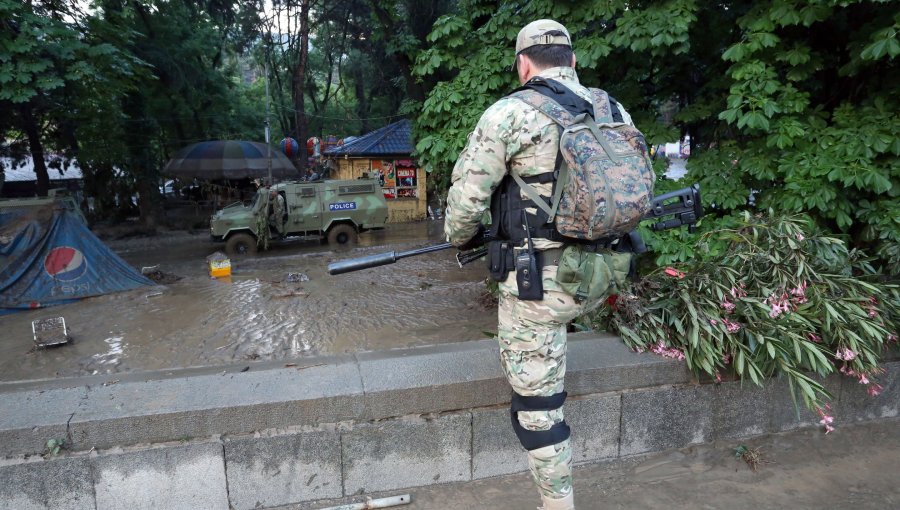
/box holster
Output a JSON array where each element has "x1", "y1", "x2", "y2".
[{"x1": 488, "y1": 241, "x2": 514, "y2": 282}]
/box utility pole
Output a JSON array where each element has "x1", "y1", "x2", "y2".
[{"x1": 265, "y1": 61, "x2": 273, "y2": 187}]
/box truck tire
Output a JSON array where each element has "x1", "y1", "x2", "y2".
[
  {"x1": 225, "y1": 233, "x2": 258, "y2": 256},
  {"x1": 327, "y1": 224, "x2": 358, "y2": 249}
]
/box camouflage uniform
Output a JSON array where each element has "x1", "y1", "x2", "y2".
[
  {"x1": 270, "y1": 192, "x2": 286, "y2": 235},
  {"x1": 445, "y1": 65, "x2": 633, "y2": 504}
]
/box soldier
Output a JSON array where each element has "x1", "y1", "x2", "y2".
[
  {"x1": 444, "y1": 19, "x2": 636, "y2": 510},
  {"x1": 268, "y1": 189, "x2": 286, "y2": 238}
]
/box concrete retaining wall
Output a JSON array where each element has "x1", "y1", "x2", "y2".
[{"x1": 1, "y1": 333, "x2": 897, "y2": 510}]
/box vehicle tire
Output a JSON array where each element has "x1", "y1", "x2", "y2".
[
  {"x1": 225, "y1": 233, "x2": 258, "y2": 256},
  {"x1": 327, "y1": 224, "x2": 358, "y2": 249}
]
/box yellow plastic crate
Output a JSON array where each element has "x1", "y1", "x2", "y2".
[{"x1": 208, "y1": 257, "x2": 231, "y2": 278}]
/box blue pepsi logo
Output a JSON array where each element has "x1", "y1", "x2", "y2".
[{"x1": 44, "y1": 246, "x2": 88, "y2": 281}]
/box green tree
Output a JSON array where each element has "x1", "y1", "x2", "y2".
[
  {"x1": 0, "y1": 0, "x2": 133, "y2": 196},
  {"x1": 413, "y1": 0, "x2": 899, "y2": 272}
]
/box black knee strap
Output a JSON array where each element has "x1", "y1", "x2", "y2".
[{"x1": 510, "y1": 391, "x2": 570, "y2": 451}]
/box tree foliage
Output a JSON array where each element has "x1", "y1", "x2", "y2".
[{"x1": 413, "y1": 0, "x2": 899, "y2": 272}]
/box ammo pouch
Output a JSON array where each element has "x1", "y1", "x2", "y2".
[
  {"x1": 556, "y1": 246, "x2": 632, "y2": 302},
  {"x1": 488, "y1": 241, "x2": 515, "y2": 282}
]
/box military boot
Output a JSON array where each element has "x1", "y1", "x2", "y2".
[{"x1": 539, "y1": 492, "x2": 574, "y2": 510}]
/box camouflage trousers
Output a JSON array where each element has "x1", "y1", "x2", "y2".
[{"x1": 498, "y1": 263, "x2": 604, "y2": 501}]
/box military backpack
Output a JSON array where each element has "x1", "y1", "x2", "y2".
[{"x1": 508, "y1": 78, "x2": 655, "y2": 241}]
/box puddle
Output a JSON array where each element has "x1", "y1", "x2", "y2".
[{"x1": 0, "y1": 221, "x2": 497, "y2": 381}]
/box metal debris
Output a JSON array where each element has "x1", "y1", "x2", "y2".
[
  {"x1": 32, "y1": 317, "x2": 70, "y2": 348},
  {"x1": 286, "y1": 272, "x2": 310, "y2": 283}
]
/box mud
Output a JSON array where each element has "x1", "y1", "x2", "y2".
[
  {"x1": 299, "y1": 419, "x2": 900, "y2": 510},
  {"x1": 0, "y1": 221, "x2": 497, "y2": 382}
]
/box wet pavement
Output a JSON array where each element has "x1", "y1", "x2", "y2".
[
  {"x1": 296, "y1": 419, "x2": 900, "y2": 510},
  {"x1": 0, "y1": 221, "x2": 496, "y2": 382}
]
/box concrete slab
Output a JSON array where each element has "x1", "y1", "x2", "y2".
[
  {"x1": 66, "y1": 361, "x2": 363, "y2": 452},
  {"x1": 356, "y1": 340, "x2": 508, "y2": 420},
  {"x1": 342, "y1": 413, "x2": 471, "y2": 495},
  {"x1": 769, "y1": 373, "x2": 843, "y2": 432},
  {"x1": 837, "y1": 361, "x2": 899, "y2": 423},
  {"x1": 471, "y1": 407, "x2": 529, "y2": 479},
  {"x1": 0, "y1": 387, "x2": 86, "y2": 457},
  {"x1": 568, "y1": 395, "x2": 621, "y2": 465},
  {"x1": 93, "y1": 442, "x2": 228, "y2": 510},
  {"x1": 712, "y1": 380, "x2": 771, "y2": 441},
  {"x1": 566, "y1": 334, "x2": 694, "y2": 396},
  {"x1": 0, "y1": 457, "x2": 94, "y2": 510},
  {"x1": 224, "y1": 430, "x2": 342, "y2": 509},
  {"x1": 620, "y1": 385, "x2": 714, "y2": 456}
]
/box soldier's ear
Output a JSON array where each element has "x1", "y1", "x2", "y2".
[
  {"x1": 570, "y1": 53, "x2": 577, "y2": 69},
  {"x1": 516, "y1": 54, "x2": 530, "y2": 84}
]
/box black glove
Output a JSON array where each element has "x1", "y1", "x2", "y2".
[{"x1": 458, "y1": 224, "x2": 486, "y2": 251}]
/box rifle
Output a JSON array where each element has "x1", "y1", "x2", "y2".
[{"x1": 327, "y1": 184, "x2": 703, "y2": 276}]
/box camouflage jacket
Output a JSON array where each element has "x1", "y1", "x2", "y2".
[
  {"x1": 444, "y1": 66, "x2": 633, "y2": 250},
  {"x1": 270, "y1": 194, "x2": 285, "y2": 217}
]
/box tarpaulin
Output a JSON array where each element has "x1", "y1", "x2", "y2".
[{"x1": 0, "y1": 204, "x2": 154, "y2": 314}]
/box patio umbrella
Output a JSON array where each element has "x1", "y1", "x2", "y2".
[{"x1": 163, "y1": 140, "x2": 300, "y2": 180}]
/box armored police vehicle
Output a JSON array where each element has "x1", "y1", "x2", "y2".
[{"x1": 210, "y1": 179, "x2": 388, "y2": 256}]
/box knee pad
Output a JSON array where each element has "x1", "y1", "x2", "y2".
[{"x1": 510, "y1": 391, "x2": 570, "y2": 451}]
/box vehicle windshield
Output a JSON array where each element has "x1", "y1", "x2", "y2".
[{"x1": 249, "y1": 192, "x2": 264, "y2": 211}]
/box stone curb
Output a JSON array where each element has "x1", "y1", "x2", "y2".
[
  {"x1": 1, "y1": 335, "x2": 897, "y2": 510},
  {"x1": 0, "y1": 333, "x2": 689, "y2": 458}
]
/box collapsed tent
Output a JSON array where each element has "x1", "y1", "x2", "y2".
[{"x1": 0, "y1": 202, "x2": 154, "y2": 314}]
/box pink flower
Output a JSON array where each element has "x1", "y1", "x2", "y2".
[
  {"x1": 715, "y1": 371, "x2": 722, "y2": 383},
  {"x1": 888, "y1": 333, "x2": 898, "y2": 343},
  {"x1": 814, "y1": 405, "x2": 835, "y2": 433},
  {"x1": 729, "y1": 286, "x2": 747, "y2": 299},
  {"x1": 807, "y1": 333, "x2": 821, "y2": 343},
  {"x1": 790, "y1": 282, "x2": 808, "y2": 304},
  {"x1": 722, "y1": 353, "x2": 732, "y2": 364},
  {"x1": 868, "y1": 309, "x2": 878, "y2": 318},
  {"x1": 722, "y1": 318, "x2": 741, "y2": 333},
  {"x1": 767, "y1": 292, "x2": 791, "y2": 318},
  {"x1": 835, "y1": 347, "x2": 857, "y2": 361},
  {"x1": 796, "y1": 233, "x2": 805, "y2": 241},
  {"x1": 721, "y1": 295, "x2": 736, "y2": 313},
  {"x1": 664, "y1": 267, "x2": 685, "y2": 279},
  {"x1": 858, "y1": 373, "x2": 870, "y2": 385},
  {"x1": 650, "y1": 341, "x2": 685, "y2": 361},
  {"x1": 709, "y1": 319, "x2": 719, "y2": 326},
  {"x1": 839, "y1": 364, "x2": 857, "y2": 377},
  {"x1": 867, "y1": 384, "x2": 883, "y2": 397}
]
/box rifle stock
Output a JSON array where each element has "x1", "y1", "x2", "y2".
[{"x1": 328, "y1": 184, "x2": 703, "y2": 275}]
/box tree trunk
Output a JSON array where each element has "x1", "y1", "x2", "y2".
[
  {"x1": 291, "y1": 0, "x2": 310, "y2": 172},
  {"x1": 368, "y1": 2, "x2": 427, "y2": 103},
  {"x1": 137, "y1": 174, "x2": 157, "y2": 229},
  {"x1": 20, "y1": 104, "x2": 50, "y2": 197}
]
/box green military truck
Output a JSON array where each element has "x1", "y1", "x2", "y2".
[{"x1": 210, "y1": 179, "x2": 389, "y2": 256}]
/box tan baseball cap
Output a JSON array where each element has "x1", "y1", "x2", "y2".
[{"x1": 511, "y1": 19, "x2": 572, "y2": 70}]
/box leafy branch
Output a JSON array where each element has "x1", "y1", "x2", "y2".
[{"x1": 591, "y1": 212, "x2": 899, "y2": 426}]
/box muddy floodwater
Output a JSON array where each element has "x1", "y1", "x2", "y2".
[{"x1": 0, "y1": 221, "x2": 497, "y2": 382}]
